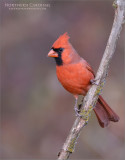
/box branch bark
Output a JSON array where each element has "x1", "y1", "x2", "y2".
[{"x1": 57, "y1": 0, "x2": 125, "y2": 160}]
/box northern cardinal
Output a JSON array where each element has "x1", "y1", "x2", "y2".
[{"x1": 48, "y1": 32, "x2": 119, "y2": 128}]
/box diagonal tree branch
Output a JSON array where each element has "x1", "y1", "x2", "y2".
[{"x1": 57, "y1": 0, "x2": 125, "y2": 160}]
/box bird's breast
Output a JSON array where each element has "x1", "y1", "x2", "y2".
[{"x1": 56, "y1": 62, "x2": 94, "y2": 96}]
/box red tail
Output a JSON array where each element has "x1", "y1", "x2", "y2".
[{"x1": 93, "y1": 95, "x2": 119, "y2": 128}]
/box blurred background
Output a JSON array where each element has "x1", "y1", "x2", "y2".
[{"x1": 1, "y1": 0, "x2": 124, "y2": 159}]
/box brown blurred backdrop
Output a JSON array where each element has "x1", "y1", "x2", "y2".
[{"x1": 1, "y1": 0, "x2": 125, "y2": 159}]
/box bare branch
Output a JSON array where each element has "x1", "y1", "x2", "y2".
[{"x1": 57, "y1": 0, "x2": 125, "y2": 159}]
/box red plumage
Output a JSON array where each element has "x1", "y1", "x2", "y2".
[{"x1": 48, "y1": 33, "x2": 119, "y2": 128}]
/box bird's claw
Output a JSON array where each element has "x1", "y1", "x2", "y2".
[
  {"x1": 90, "y1": 77, "x2": 106, "y2": 86},
  {"x1": 90, "y1": 79, "x2": 99, "y2": 85},
  {"x1": 74, "y1": 107, "x2": 80, "y2": 112},
  {"x1": 74, "y1": 107, "x2": 82, "y2": 117},
  {"x1": 75, "y1": 110, "x2": 82, "y2": 117}
]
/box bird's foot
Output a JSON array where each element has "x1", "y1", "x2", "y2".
[
  {"x1": 74, "y1": 106, "x2": 80, "y2": 112},
  {"x1": 90, "y1": 79, "x2": 99, "y2": 85},
  {"x1": 75, "y1": 109, "x2": 82, "y2": 117},
  {"x1": 74, "y1": 106, "x2": 83, "y2": 117},
  {"x1": 74, "y1": 96, "x2": 85, "y2": 117},
  {"x1": 74, "y1": 106, "x2": 81, "y2": 117},
  {"x1": 90, "y1": 77, "x2": 106, "y2": 86}
]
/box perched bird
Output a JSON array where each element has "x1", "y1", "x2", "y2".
[{"x1": 48, "y1": 32, "x2": 119, "y2": 128}]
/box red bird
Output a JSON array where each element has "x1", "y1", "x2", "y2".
[{"x1": 48, "y1": 32, "x2": 119, "y2": 128}]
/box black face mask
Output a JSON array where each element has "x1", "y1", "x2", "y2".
[{"x1": 51, "y1": 47, "x2": 64, "y2": 66}]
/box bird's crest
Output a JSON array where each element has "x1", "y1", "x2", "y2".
[{"x1": 52, "y1": 32, "x2": 70, "y2": 48}]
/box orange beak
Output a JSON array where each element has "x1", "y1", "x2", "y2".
[{"x1": 48, "y1": 49, "x2": 58, "y2": 58}]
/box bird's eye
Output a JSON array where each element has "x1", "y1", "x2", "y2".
[
  {"x1": 59, "y1": 48, "x2": 63, "y2": 52},
  {"x1": 51, "y1": 47, "x2": 63, "y2": 53}
]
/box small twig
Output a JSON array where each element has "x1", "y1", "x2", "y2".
[{"x1": 57, "y1": 0, "x2": 125, "y2": 160}]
